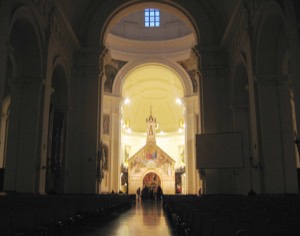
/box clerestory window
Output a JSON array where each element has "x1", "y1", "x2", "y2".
[{"x1": 144, "y1": 8, "x2": 160, "y2": 27}]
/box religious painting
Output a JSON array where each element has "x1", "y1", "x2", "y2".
[
  {"x1": 102, "y1": 144, "x2": 109, "y2": 170},
  {"x1": 143, "y1": 172, "x2": 161, "y2": 187},
  {"x1": 129, "y1": 143, "x2": 174, "y2": 177},
  {"x1": 103, "y1": 114, "x2": 110, "y2": 135}
]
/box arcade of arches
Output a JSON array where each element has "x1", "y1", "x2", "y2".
[{"x1": 1, "y1": 0, "x2": 300, "y2": 196}]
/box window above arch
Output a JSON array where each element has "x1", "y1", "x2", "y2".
[{"x1": 144, "y1": 8, "x2": 160, "y2": 27}]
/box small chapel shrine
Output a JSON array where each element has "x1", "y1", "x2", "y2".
[{"x1": 127, "y1": 112, "x2": 175, "y2": 194}]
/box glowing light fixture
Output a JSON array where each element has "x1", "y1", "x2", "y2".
[
  {"x1": 176, "y1": 98, "x2": 182, "y2": 105},
  {"x1": 178, "y1": 128, "x2": 184, "y2": 133},
  {"x1": 124, "y1": 98, "x2": 130, "y2": 105}
]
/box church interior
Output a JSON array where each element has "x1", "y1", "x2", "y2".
[{"x1": 1, "y1": 0, "x2": 300, "y2": 235}]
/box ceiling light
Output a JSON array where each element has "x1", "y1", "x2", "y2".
[
  {"x1": 176, "y1": 98, "x2": 182, "y2": 105},
  {"x1": 124, "y1": 98, "x2": 130, "y2": 105}
]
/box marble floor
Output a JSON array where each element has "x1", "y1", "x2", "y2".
[{"x1": 82, "y1": 200, "x2": 177, "y2": 236}]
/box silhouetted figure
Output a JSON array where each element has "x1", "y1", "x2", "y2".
[
  {"x1": 149, "y1": 188, "x2": 154, "y2": 200},
  {"x1": 136, "y1": 187, "x2": 141, "y2": 203},
  {"x1": 248, "y1": 188, "x2": 256, "y2": 196},
  {"x1": 198, "y1": 187, "x2": 202, "y2": 196},
  {"x1": 156, "y1": 185, "x2": 163, "y2": 201},
  {"x1": 141, "y1": 186, "x2": 149, "y2": 200}
]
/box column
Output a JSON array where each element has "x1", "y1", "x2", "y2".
[
  {"x1": 5, "y1": 79, "x2": 43, "y2": 192},
  {"x1": 184, "y1": 96, "x2": 198, "y2": 194},
  {"x1": 255, "y1": 75, "x2": 298, "y2": 193},
  {"x1": 0, "y1": 108, "x2": 9, "y2": 167},
  {"x1": 110, "y1": 96, "x2": 122, "y2": 193}
]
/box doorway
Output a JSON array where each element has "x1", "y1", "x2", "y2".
[{"x1": 142, "y1": 172, "x2": 161, "y2": 200}]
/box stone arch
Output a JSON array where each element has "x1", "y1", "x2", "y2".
[
  {"x1": 253, "y1": 1, "x2": 286, "y2": 77},
  {"x1": 231, "y1": 62, "x2": 249, "y2": 110},
  {"x1": 98, "y1": 1, "x2": 201, "y2": 194},
  {"x1": 8, "y1": 5, "x2": 44, "y2": 83},
  {"x1": 4, "y1": 6, "x2": 44, "y2": 192},
  {"x1": 253, "y1": 2, "x2": 298, "y2": 193},
  {"x1": 46, "y1": 62, "x2": 69, "y2": 194},
  {"x1": 112, "y1": 60, "x2": 194, "y2": 98},
  {"x1": 0, "y1": 54, "x2": 13, "y2": 167},
  {"x1": 231, "y1": 62, "x2": 252, "y2": 194},
  {"x1": 0, "y1": 96, "x2": 10, "y2": 167},
  {"x1": 142, "y1": 171, "x2": 162, "y2": 188},
  {"x1": 100, "y1": 1, "x2": 200, "y2": 46},
  {"x1": 51, "y1": 62, "x2": 69, "y2": 110}
]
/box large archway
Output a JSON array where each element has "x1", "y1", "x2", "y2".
[
  {"x1": 99, "y1": 2, "x2": 200, "y2": 194},
  {"x1": 4, "y1": 6, "x2": 44, "y2": 192},
  {"x1": 142, "y1": 172, "x2": 161, "y2": 200},
  {"x1": 143, "y1": 172, "x2": 161, "y2": 188},
  {"x1": 254, "y1": 2, "x2": 298, "y2": 193},
  {"x1": 46, "y1": 63, "x2": 69, "y2": 194}
]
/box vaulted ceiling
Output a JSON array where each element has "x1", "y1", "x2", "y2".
[
  {"x1": 53, "y1": 0, "x2": 239, "y2": 44},
  {"x1": 52, "y1": 0, "x2": 240, "y2": 133},
  {"x1": 106, "y1": 6, "x2": 193, "y2": 133},
  {"x1": 121, "y1": 63, "x2": 184, "y2": 133}
]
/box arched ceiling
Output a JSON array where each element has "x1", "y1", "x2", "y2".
[
  {"x1": 107, "y1": 5, "x2": 191, "y2": 134},
  {"x1": 53, "y1": 0, "x2": 237, "y2": 34},
  {"x1": 53, "y1": 0, "x2": 239, "y2": 46},
  {"x1": 109, "y1": 8, "x2": 192, "y2": 41},
  {"x1": 122, "y1": 64, "x2": 184, "y2": 133},
  {"x1": 51, "y1": 0, "x2": 240, "y2": 134}
]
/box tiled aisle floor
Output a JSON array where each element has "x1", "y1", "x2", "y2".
[{"x1": 82, "y1": 200, "x2": 177, "y2": 236}]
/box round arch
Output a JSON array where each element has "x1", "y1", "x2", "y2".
[
  {"x1": 46, "y1": 63, "x2": 69, "y2": 194},
  {"x1": 100, "y1": 1, "x2": 200, "y2": 46},
  {"x1": 231, "y1": 62, "x2": 249, "y2": 109},
  {"x1": 99, "y1": 1, "x2": 201, "y2": 195},
  {"x1": 253, "y1": 1, "x2": 286, "y2": 77},
  {"x1": 4, "y1": 4, "x2": 45, "y2": 192},
  {"x1": 51, "y1": 59, "x2": 70, "y2": 110},
  {"x1": 231, "y1": 61, "x2": 254, "y2": 194},
  {"x1": 142, "y1": 171, "x2": 161, "y2": 188},
  {"x1": 52, "y1": 56, "x2": 71, "y2": 84},
  {"x1": 0, "y1": 96, "x2": 11, "y2": 169},
  {"x1": 112, "y1": 59, "x2": 194, "y2": 97},
  {"x1": 9, "y1": 5, "x2": 45, "y2": 81},
  {"x1": 252, "y1": 1, "x2": 298, "y2": 193}
]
